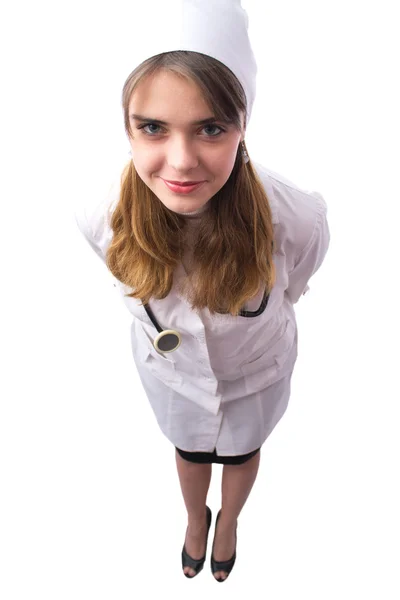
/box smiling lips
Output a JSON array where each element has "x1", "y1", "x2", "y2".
[{"x1": 162, "y1": 179, "x2": 206, "y2": 194}]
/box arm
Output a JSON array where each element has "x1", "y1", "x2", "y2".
[
  {"x1": 74, "y1": 205, "x2": 107, "y2": 264},
  {"x1": 285, "y1": 192, "x2": 330, "y2": 304},
  {"x1": 73, "y1": 172, "x2": 122, "y2": 265}
]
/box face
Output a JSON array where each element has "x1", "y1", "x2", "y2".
[{"x1": 127, "y1": 70, "x2": 245, "y2": 214}]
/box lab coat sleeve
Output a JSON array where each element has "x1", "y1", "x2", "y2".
[
  {"x1": 73, "y1": 174, "x2": 122, "y2": 265},
  {"x1": 285, "y1": 192, "x2": 330, "y2": 304},
  {"x1": 74, "y1": 205, "x2": 106, "y2": 263}
]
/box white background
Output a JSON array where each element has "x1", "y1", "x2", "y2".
[{"x1": 1, "y1": 0, "x2": 399, "y2": 597}]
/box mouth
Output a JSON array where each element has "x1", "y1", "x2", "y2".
[
  {"x1": 163, "y1": 179, "x2": 205, "y2": 186},
  {"x1": 161, "y1": 179, "x2": 206, "y2": 195}
]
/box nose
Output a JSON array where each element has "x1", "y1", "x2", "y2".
[{"x1": 166, "y1": 137, "x2": 199, "y2": 172}]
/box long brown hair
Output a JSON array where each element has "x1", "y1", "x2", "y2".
[{"x1": 106, "y1": 51, "x2": 276, "y2": 316}]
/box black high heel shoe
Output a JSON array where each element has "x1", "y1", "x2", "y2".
[
  {"x1": 182, "y1": 505, "x2": 212, "y2": 578},
  {"x1": 210, "y1": 509, "x2": 237, "y2": 582}
]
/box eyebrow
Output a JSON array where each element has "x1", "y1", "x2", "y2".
[{"x1": 130, "y1": 113, "x2": 229, "y2": 126}]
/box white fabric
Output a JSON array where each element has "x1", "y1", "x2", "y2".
[
  {"x1": 123, "y1": 0, "x2": 257, "y2": 126},
  {"x1": 74, "y1": 160, "x2": 330, "y2": 454}
]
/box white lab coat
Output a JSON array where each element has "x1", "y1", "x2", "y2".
[{"x1": 74, "y1": 160, "x2": 330, "y2": 455}]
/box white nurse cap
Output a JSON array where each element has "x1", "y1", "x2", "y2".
[{"x1": 124, "y1": 0, "x2": 258, "y2": 126}]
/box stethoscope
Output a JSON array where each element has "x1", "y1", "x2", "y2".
[{"x1": 143, "y1": 289, "x2": 270, "y2": 353}]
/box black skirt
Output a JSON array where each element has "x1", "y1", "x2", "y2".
[{"x1": 176, "y1": 446, "x2": 260, "y2": 465}]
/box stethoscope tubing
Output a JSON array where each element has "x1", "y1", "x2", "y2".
[{"x1": 143, "y1": 290, "x2": 270, "y2": 353}]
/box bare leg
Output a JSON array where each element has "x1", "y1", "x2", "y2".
[
  {"x1": 175, "y1": 449, "x2": 212, "y2": 576},
  {"x1": 212, "y1": 450, "x2": 261, "y2": 580}
]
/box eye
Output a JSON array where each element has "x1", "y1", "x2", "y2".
[
  {"x1": 137, "y1": 123, "x2": 163, "y2": 135},
  {"x1": 202, "y1": 124, "x2": 225, "y2": 136}
]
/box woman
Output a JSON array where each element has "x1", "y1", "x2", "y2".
[{"x1": 75, "y1": 0, "x2": 330, "y2": 582}]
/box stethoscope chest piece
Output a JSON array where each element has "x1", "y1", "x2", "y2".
[{"x1": 153, "y1": 329, "x2": 182, "y2": 353}]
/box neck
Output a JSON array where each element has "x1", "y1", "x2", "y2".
[{"x1": 174, "y1": 203, "x2": 209, "y2": 216}]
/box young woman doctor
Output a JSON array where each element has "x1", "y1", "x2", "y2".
[{"x1": 75, "y1": 0, "x2": 330, "y2": 582}]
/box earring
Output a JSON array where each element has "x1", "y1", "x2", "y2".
[{"x1": 242, "y1": 141, "x2": 250, "y2": 163}]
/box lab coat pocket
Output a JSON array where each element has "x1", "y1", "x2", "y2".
[
  {"x1": 135, "y1": 322, "x2": 182, "y2": 385},
  {"x1": 240, "y1": 319, "x2": 296, "y2": 378}
]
